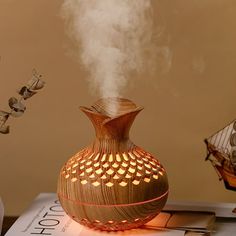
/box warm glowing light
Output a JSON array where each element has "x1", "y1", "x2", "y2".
[
  {"x1": 108, "y1": 220, "x2": 114, "y2": 224},
  {"x1": 86, "y1": 167, "x2": 93, "y2": 173},
  {"x1": 113, "y1": 174, "x2": 119, "y2": 179},
  {"x1": 103, "y1": 163, "x2": 109, "y2": 168},
  {"x1": 95, "y1": 168, "x2": 103, "y2": 175},
  {"x1": 144, "y1": 163, "x2": 151, "y2": 169},
  {"x1": 130, "y1": 161, "x2": 136, "y2": 166},
  {"x1": 72, "y1": 170, "x2": 76, "y2": 174},
  {"x1": 132, "y1": 180, "x2": 140, "y2": 185},
  {"x1": 118, "y1": 168, "x2": 125, "y2": 174},
  {"x1": 137, "y1": 165, "x2": 142, "y2": 170},
  {"x1": 128, "y1": 152, "x2": 136, "y2": 160},
  {"x1": 81, "y1": 180, "x2": 87, "y2": 185},
  {"x1": 106, "y1": 182, "x2": 114, "y2": 187},
  {"x1": 121, "y1": 162, "x2": 128, "y2": 167},
  {"x1": 116, "y1": 153, "x2": 121, "y2": 162},
  {"x1": 119, "y1": 181, "x2": 127, "y2": 186},
  {"x1": 159, "y1": 171, "x2": 163, "y2": 176},
  {"x1": 136, "y1": 172, "x2": 142, "y2": 177},
  {"x1": 153, "y1": 174, "x2": 158, "y2": 180},
  {"x1": 128, "y1": 167, "x2": 135, "y2": 174},
  {"x1": 71, "y1": 177, "x2": 77, "y2": 182},
  {"x1": 94, "y1": 162, "x2": 99, "y2": 167},
  {"x1": 101, "y1": 154, "x2": 106, "y2": 162},
  {"x1": 65, "y1": 174, "x2": 70, "y2": 179},
  {"x1": 79, "y1": 172, "x2": 85, "y2": 177},
  {"x1": 122, "y1": 153, "x2": 129, "y2": 161},
  {"x1": 94, "y1": 153, "x2": 100, "y2": 161},
  {"x1": 72, "y1": 163, "x2": 79, "y2": 168},
  {"x1": 125, "y1": 173, "x2": 132, "y2": 178},
  {"x1": 101, "y1": 175, "x2": 107, "y2": 179},
  {"x1": 121, "y1": 220, "x2": 127, "y2": 223},
  {"x1": 106, "y1": 169, "x2": 114, "y2": 175},
  {"x1": 137, "y1": 159, "x2": 143, "y2": 164},
  {"x1": 109, "y1": 154, "x2": 113, "y2": 162},
  {"x1": 92, "y1": 181, "x2": 100, "y2": 187},
  {"x1": 86, "y1": 161, "x2": 92, "y2": 166},
  {"x1": 144, "y1": 177, "x2": 151, "y2": 183},
  {"x1": 88, "y1": 153, "x2": 94, "y2": 160},
  {"x1": 89, "y1": 173, "x2": 95, "y2": 178},
  {"x1": 112, "y1": 162, "x2": 119, "y2": 168},
  {"x1": 80, "y1": 165, "x2": 85, "y2": 170},
  {"x1": 133, "y1": 150, "x2": 140, "y2": 157}
]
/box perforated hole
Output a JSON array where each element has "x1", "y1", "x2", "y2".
[
  {"x1": 71, "y1": 177, "x2": 77, "y2": 182},
  {"x1": 113, "y1": 174, "x2": 119, "y2": 179},
  {"x1": 118, "y1": 168, "x2": 125, "y2": 175},
  {"x1": 132, "y1": 180, "x2": 140, "y2": 185},
  {"x1": 128, "y1": 167, "x2": 135, "y2": 174},
  {"x1": 106, "y1": 169, "x2": 114, "y2": 175},
  {"x1": 63, "y1": 147, "x2": 165, "y2": 188},
  {"x1": 86, "y1": 167, "x2": 93, "y2": 173},
  {"x1": 92, "y1": 181, "x2": 100, "y2": 187},
  {"x1": 144, "y1": 177, "x2": 151, "y2": 183},
  {"x1": 89, "y1": 173, "x2": 95, "y2": 178},
  {"x1": 109, "y1": 154, "x2": 114, "y2": 162},
  {"x1": 119, "y1": 181, "x2": 127, "y2": 186},
  {"x1": 153, "y1": 174, "x2": 158, "y2": 179},
  {"x1": 81, "y1": 180, "x2": 87, "y2": 185},
  {"x1": 122, "y1": 153, "x2": 129, "y2": 161},
  {"x1": 116, "y1": 154, "x2": 122, "y2": 162},
  {"x1": 121, "y1": 162, "x2": 128, "y2": 167},
  {"x1": 95, "y1": 168, "x2": 103, "y2": 175},
  {"x1": 112, "y1": 163, "x2": 119, "y2": 168},
  {"x1": 125, "y1": 173, "x2": 132, "y2": 178},
  {"x1": 101, "y1": 154, "x2": 106, "y2": 162},
  {"x1": 128, "y1": 152, "x2": 136, "y2": 160},
  {"x1": 72, "y1": 163, "x2": 78, "y2": 168},
  {"x1": 86, "y1": 161, "x2": 92, "y2": 166},
  {"x1": 106, "y1": 182, "x2": 114, "y2": 187}
]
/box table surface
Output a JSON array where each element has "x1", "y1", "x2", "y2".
[{"x1": 1, "y1": 217, "x2": 18, "y2": 236}]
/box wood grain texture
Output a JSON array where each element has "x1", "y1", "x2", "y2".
[{"x1": 57, "y1": 98, "x2": 169, "y2": 231}]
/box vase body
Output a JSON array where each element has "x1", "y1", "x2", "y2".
[{"x1": 57, "y1": 98, "x2": 168, "y2": 231}]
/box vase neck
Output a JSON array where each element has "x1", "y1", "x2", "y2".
[
  {"x1": 80, "y1": 98, "x2": 143, "y2": 150},
  {"x1": 91, "y1": 137, "x2": 134, "y2": 153},
  {"x1": 80, "y1": 107, "x2": 142, "y2": 140}
]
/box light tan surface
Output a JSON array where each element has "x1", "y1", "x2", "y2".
[{"x1": 0, "y1": 0, "x2": 236, "y2": 215}]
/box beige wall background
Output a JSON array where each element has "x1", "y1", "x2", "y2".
[{"x1": 0, "y1": 0, "x2": 236, "y2": 216}]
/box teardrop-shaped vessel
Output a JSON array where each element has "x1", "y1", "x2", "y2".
[{"x1": 57, "y1": 98, "x2": 168, "y2": 231}]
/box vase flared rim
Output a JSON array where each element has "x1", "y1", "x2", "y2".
[{"x1": 80, "y1": 97, "x2": 143, "y2": 122}]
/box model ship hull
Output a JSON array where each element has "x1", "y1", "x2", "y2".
[{"x1": 205, "y1": 120, "x2": 236, "y2": 191}]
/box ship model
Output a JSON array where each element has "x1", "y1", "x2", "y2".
[{"x1": 205, "y1": 120, "x2": 236, "y2": 191}]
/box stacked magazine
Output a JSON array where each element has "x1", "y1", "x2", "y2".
[{"x1": 4, "y1": 193, "x2": 236, "y2": 236}]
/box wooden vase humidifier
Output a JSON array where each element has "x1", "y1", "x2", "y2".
[{"x1": 57, "y1": 98, "x2": 169, "y2": 231}]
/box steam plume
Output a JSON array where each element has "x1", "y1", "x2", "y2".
[{"x1": 62, "y1": 0, "x2": 155, "y2": 101}]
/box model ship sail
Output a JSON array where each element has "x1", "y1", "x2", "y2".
[{"x1": 205, "y1": 119, "x2": 236, "y2": 191}]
